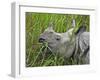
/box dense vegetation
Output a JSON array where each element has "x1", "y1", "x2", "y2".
[{"x1": 26, "y1": 12, "x2": 89, "y2": 67}]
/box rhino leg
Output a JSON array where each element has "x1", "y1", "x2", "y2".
[{"x1": 80, "y1": 50, "x2": 89, "y2": 64}]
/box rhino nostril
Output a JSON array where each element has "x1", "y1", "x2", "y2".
[{"x1": 39, "y1": 38, "x2": 45, "y2": 43}]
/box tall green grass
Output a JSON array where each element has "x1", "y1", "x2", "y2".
[{"x1": 26, "y1": 12, "x2": 89, "y2": 67}]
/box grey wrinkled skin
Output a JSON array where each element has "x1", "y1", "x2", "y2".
[
  {"x1": 39, "y1": 26, "x2": 89, "y2": 64},
  {"x1": 74, "y1": 32, "x2": 89, "y2": 64}
]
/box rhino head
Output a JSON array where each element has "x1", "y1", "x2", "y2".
[{"x1": 38, "y1": 23, "x2": 75, "y2": 57}]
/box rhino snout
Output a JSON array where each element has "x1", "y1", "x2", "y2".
[{"x1": 39, "y1": 38, "x2": 45, "y2": 43}]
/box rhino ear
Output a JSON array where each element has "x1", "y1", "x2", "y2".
[
  {"x1": 67, "y1": 28, "x2": 74, "y2": 36},
  {"x1": 48, "y1": 26, "x2": 53, "y2": 30},
  {"x1": 48, "y1": 22, "x2": 54, "y2": 30}
]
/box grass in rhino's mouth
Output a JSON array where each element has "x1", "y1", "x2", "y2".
[{"x1": 26, "y1": 42, "x2": 77, "y2": 67}]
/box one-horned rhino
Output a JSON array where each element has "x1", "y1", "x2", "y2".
[{"x1": 39, "y1": 24, "x2": 90, "y2": 64}]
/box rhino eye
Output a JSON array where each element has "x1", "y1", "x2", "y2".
[
  {"x1": 56, "y1": 37, "x2": 61, "y2": 41},
  {"x1": 56, "y1": 35, "x2": 61, "y2": 41},
  {"x1": 56, "y1": 38, "x2": 60, "y2": 41},
  {"x1": 49, "y1": 31, "x2": 53, "y2": 34}
]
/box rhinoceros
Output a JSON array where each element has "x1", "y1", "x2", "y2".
[{"x1": 39, "y1": 24, "x2": 89, "y2": 64}]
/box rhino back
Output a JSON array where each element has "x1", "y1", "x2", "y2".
[{"x1": 79, "y1": 32, "x2": 89, "y2": 53}]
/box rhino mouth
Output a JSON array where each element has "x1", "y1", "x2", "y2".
[
  {"x1": 38, "y1": 38, "x2": 45, "y2": 43},
  {"x1": 38, "y1": 38, "x2": 54, "y2": 48}
]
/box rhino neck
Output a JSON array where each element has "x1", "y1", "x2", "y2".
[{"x1": 58, "y1": 36, "x2": 76, "y2": 58}]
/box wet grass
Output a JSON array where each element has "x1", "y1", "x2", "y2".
[{"x1": 26, "y1": 12, "x2": 89, "y2": 67}]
